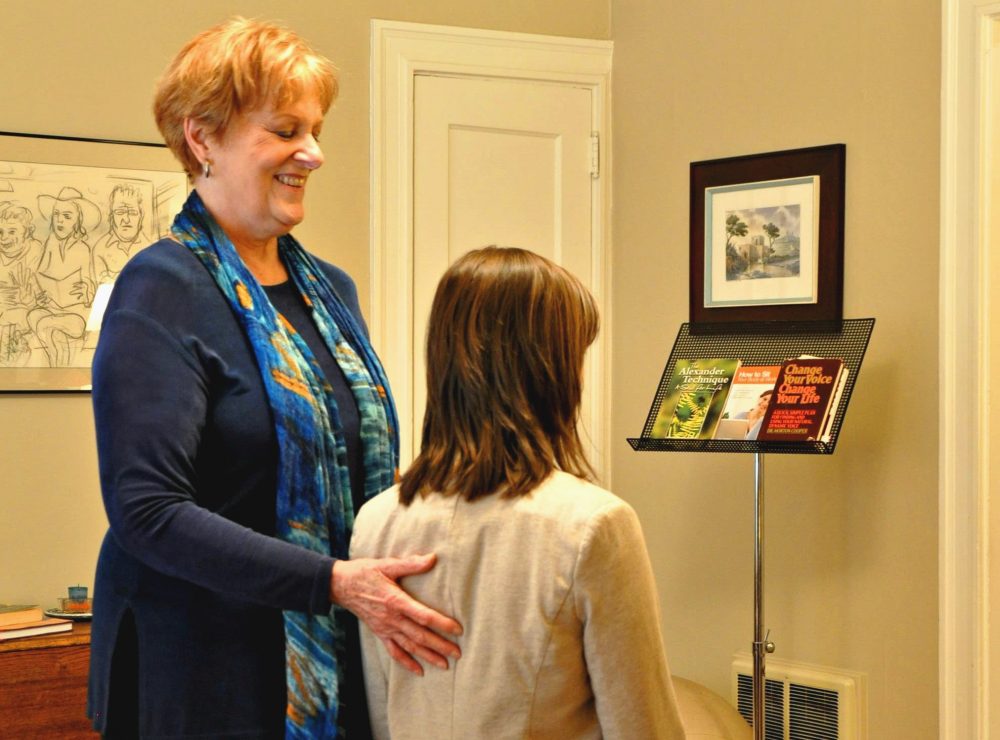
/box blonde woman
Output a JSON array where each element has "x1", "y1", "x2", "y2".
[{"x1": 89, "y1": 19, "x2": 459, "y2": 738}]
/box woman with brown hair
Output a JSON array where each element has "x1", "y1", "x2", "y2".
[{"x1": 351, "y1": 246, "x2": 685, "y2": 738}]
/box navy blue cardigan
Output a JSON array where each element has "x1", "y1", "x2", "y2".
[{"x1": 88, "y1": 239, "x2": 370, "y2": 738}]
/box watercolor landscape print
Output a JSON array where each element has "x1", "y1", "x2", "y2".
[
  {"x1": 704, "y1": 175, "x2": 819, "y2": 310},
  {"x1": 724, "y1": 203, "x2": 801, "y2": 282}
]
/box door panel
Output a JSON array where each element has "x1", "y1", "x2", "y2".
[{"x1": 412, "y1": 73, "x2": 598, "y2": 462}]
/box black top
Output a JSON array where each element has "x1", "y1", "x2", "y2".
[{"x1": 263, "y1": 279, "x2": 366, "y2": 514}]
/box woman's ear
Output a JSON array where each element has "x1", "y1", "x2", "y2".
[{"x1": 183, "y1": 118, "x2": 212, "y2": 170}]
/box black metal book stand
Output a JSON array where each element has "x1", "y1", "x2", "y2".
[{"x1": 629, "y1": 318, "x2": 875, "y2": 740}]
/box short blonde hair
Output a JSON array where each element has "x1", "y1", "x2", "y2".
[
  {"x1": 399, "y1": 247, "x2": 600, "y2": 504},
  {"x1": 153, "y1": 17, "x2": 338, "y2": 175}
]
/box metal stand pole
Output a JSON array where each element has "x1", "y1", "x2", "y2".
[{"x1": 752, "y1": 451, "x2": 766, "y2": 740}]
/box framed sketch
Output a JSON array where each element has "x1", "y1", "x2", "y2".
[
  {"x1": 689, "y1": 144, "x2": 845, "y2": 330},
  {"x1": 0, "y1": 131, "x2": 187, "y2": 392}
]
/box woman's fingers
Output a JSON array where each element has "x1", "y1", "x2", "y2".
[
  {"x1": 405, "y1": 635, "x2": 454, "y2": 671},
  {"x1": 388, "y1": 613, "x2": 459, "y2": 670},
  {"x1": 331, "y1": 557, "x2": 463, "y2": 672},
  {"x1": 377, "y1": 552, "x2": 437, "y2": 580},
  {"x1": 377, "y1": 554, "x2": 463, "y2": 636},
  {"x1": 384, "y1": 637, "x2": 423, "y2": 676}
]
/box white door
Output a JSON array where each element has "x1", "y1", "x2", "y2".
[
  {"x1": 411, "y1": 73, "x2": 599, "y2": 469},
  {"x1": 941, "y1": 3, "x2": 1000, "y2": 736},
  {"x1": 989, "y1": 16, "x2": 1000, "y2": 739},
  {"x1": 371, "y1": 20, "x2": 613, "y2": 479}
]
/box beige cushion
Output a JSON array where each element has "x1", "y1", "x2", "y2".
[{"x1": 672, "y1": 675, "x2": 752, "y2": 739}]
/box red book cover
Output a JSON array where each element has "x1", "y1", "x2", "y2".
[{"x1": 757, "y1": 358, "x2": 845, "y2": 442}]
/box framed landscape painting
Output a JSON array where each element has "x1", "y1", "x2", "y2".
[{"x1": 689, "y1": 144, "x2": 845, "y2": 331}]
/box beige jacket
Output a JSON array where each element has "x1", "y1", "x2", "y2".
[{"x1": 350, "y1": 470, "x2": 686, "y2": 739}]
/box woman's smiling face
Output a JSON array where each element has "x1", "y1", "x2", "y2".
[{"x1": 204, "y1": 92, "x2": 325, "y2": 247}]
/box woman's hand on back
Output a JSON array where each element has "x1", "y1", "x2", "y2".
[{"x1": 332, "y1": 554, "x2": 462, "y2": 675}]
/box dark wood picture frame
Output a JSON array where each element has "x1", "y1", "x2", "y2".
[{"x1": 689, "y1": 143, "x2": 845, "y2": 331}]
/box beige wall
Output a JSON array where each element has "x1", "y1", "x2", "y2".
[
  {"x1": 0, "y1": 0, "x2": 608, "y2": 602},
  {"x1": 2, "y1": 0, "x2": 941, "y2": 736},
  {"x1": 611, "y1": 1, "x2": 940, "y2": 737}
]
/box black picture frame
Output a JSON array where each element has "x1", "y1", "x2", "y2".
[
  {"x1": 0, "y1": 131, "x2": 187, "y2": 392},
  {"x1": 689, "y1": 143, "x2": 846, "y2": 331}
]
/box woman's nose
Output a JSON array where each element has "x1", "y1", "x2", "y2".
[{"x1": 294, "y1": 135, "x2": 324, "y2": 170}]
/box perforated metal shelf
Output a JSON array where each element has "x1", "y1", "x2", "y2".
[{"x1": 627, "y1": 318, "x2": 874, "y2": 455}]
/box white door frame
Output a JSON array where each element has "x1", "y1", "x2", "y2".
[
  {"x1": 370, "y1": 19, "x2": 613, "y2": 478},
  {"x1": 941, "y1": 1, "x2": 1000, "y2": 736}
]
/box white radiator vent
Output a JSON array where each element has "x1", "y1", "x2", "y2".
[{"x1": 731, "y1": 653, "x2": 867, "y2": 740}]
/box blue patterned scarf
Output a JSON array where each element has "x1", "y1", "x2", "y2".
[{"x1": 172, "y1": 191, "x2": 398, "y2": 738}]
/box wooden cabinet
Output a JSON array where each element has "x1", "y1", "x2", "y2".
[{"x1": 0, "y1": 622, "x2": 98, "y2": 738}]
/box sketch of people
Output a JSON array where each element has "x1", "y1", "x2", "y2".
[
  {"x1": 92, "y1": 183, "x2": 146, "y2": 283},
  {"x1": 28, "y1": 187, "x2": 101, "y2": 366},
  {"x1": 35, "y1": 186, "x2": 100, "y2": 308},
  {"x1": 0, "y1": 203, "x2": 43, "y2": 283},
  {"x1": 0, "y1": 203, "x2": 45, "y2": 308},
  {"x1": 0, "y1": 204, "x2": 45, "y2": 366}
]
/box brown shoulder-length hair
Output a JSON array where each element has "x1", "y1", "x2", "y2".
[
  {"x1": 153, "y1": 17, "x2": 338, "y2": 177},
  {"x1": 399, "y1": 246, "x2": 599, "y2": 504}
]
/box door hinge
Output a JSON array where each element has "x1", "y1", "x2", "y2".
[{"x1": 590, "y1": 132, "x2": 600, "y2": 179}]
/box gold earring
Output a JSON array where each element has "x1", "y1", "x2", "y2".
[{"x1": 202, "y1": 159, "x2": 212, "y2": 178}]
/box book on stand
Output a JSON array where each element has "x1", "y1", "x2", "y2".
[
  {"x1": 648, "y1": 358, "x2": 741, "y2": 439},
  {"x1": 817, "y1": 364, "x2": 850, "y2": 442},
  {"x1": 0, "y1": 604, "x2": 43, "y2": 627},
  {"x1": 0, "y1": 616, "x2": 72, "y2": 641},
  {"x1": 714, "y1": 364, "x2": 783, "y2": 440},
  {"x1": 756, "y1": 357, "x2": 848, "y2": 443}
]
